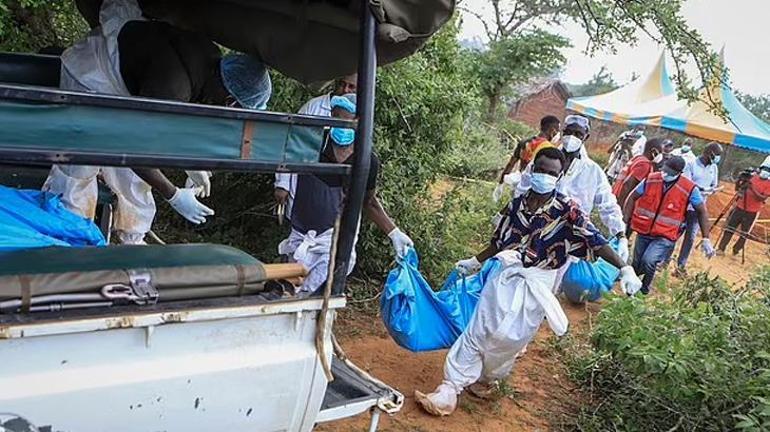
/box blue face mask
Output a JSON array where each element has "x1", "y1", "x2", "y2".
[
  {"x1": 330, "y1": 127, "x2": 355, "y2": 146},
  {"x1": 712, "y1": 154, "x2": 721, "y2": 165},
  {"x1": 662, "y1": 173, "x2": 679, "y2": 183},
  {"x1": 530, "y1": 172, "x2": 559, "y2": 194},
  {"x1": 680, "y1": 145, "x2": 691, "y2": 153}
]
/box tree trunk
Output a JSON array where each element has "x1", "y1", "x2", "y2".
[{"x1": 485, "y1": 87, "x2": 503, "y2": 122}]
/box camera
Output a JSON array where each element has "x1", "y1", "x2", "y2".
[{"x1": 736, "y1": 168, "x2": 755, "y2": 192}]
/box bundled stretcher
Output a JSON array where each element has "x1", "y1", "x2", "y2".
[{"x1": 0, "y1": 244, "x2": 305, "y2": 314}]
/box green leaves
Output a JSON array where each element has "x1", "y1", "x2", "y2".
[
  {"x1": 569, "y1": 267, "x2": 770, "y2": 431},
  {"x1": 471, "y1": 29, "x2": 570, "y2": 118}
]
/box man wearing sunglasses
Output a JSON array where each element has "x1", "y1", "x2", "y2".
[{"x1": 623, "y1": 156, "x2": 714, "y2": 294}]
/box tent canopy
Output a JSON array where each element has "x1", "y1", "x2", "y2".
[{"x1": 567, "y1": 51, "x2": 770, "y2": 154}]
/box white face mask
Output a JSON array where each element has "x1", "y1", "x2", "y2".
[
  {"x1": 551, "y1": 132, "x2": 561, "y2": 143},
  {"x1": 760, "y1": 170, "x2": 770, "y2": 180},
  {"x1": 561, "y1": 135, "x2": 583, "y2": 153},
  {"x1": 653, "y1": 153, "x2": 664, "y2": 164},
  {"x1": 530, "y1": 172, "x2": 559, "y2": 194}
]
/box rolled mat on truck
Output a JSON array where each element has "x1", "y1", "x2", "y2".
[{"x1": 0, "y1": 243, "x2": 306, "y2": 313}]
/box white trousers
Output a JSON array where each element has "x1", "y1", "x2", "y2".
[
  {"x1": 421, "y1": 252, "x2": 569, "y2": 414},
  {"x1": 43, "y1": 165, "x2": 155, "y2": 243}
]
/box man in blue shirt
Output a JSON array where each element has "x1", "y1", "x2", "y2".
[{"x1": 623, "y1": 156, "x2": 714, "y2": 294}]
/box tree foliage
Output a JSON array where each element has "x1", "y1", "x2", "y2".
[
  {"x1": 471, "y1": 29, "x2": 569, "y2": 118},
  {"x1": 461, "y1": 0, "x2": 724, "y2": 110},
  {"x1": 568, "y1": 65, "x2": 619, "y2": 97},
  {"x1": 0, "y1": 0, "x2": 86, "y2": 52},
  {"x1": 737, "y1": 92, "x2": 770, "y2": 123}
]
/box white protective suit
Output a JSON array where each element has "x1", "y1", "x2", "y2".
[
  {"x1": 274, "y1": 93, "x2": 333, "y2": 217},
  {"x1": 515, "y1": 154, "x2": 626, "y2": 237},
  {"x1": 631, "y1": 134, "x2": 648, "y2": 157},
  {"x1": 278, "y1": 225, "x2": 358, "y2": 295},
  {"x1": 671, "y1": 148, "x2": 697, "y2": 165},
  {"x1": 42, "y1": 0, "x2": 154, "y2": 244},
  {"x1": 416, "y1": 251, "x2": 568, "y2": 414}
]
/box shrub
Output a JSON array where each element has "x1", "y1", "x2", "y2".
[{"x1": 564, "y1": 267, "x2": 770, "y2": 432}]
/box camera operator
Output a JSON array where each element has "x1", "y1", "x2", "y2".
[{"x1": 717, "y1": 156, "x2": 770, "y2": 255}]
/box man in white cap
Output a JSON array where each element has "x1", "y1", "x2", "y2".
[
  {"x1": 43, "y1": 0, "x2": 271, "y2": 244},
  {"x1": 516, "y1": 114, "x2": 630, "y2": 267},
  {"x1": 416, "y1": 147, "x2": 642, "y2": 416},
  {"x1": 671, "y1": 138, "x2": 697, "y2": 165},
  {"x1": 277, "y1": 95, "x2": 413, "y2": 295}
]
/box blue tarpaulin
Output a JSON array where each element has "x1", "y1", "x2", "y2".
[
  {"x1": 0, "y1": 186, "x2": 106, "y2": 251},
  {"x1": 381, "y1": 249, "x2": 500, "y2": 352}
]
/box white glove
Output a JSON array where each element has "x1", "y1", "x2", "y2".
[
  {"x1": 167, "y1": 187, "x2": 215, "y2": 224},
  {"x1": 702, "y1": 238, "x2": 716, "y2": 259},
  {"x1": 184, "y1": 170, "x2": 212, "y2": 198},
  {"x1": 619, "y1": 265, "x2": 643, "y2": 296},
  {"x1": 492, "y1": 183, "x2": 505, "y2": 203},
  {"x1": 455, "y1": 256, "x2": 481, "y2": 276},
  {"x1": 617, "y1": 236, "x2": 630, "y2": 263},
  {"x1": 491, "y1": 212, "x2": 504, "y2": 228},
  {"x1": 388, "y1": 228, "x2": 414, "y2": 259},
  {"x1": 503, "y1": 172, "x2": 521, "y2": 186}
]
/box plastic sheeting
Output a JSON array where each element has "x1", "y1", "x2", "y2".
[
  {"x1": 381, "y1": 249, "x2": 500, "y2": 352},
  {"x1": 0, "y1": 186, "x2": 106, "y2": 251},
  {"x1": 561, "y1": 238, "x2": 621, "y2": 303}
]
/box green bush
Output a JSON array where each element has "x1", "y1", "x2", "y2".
[{"x1": 564, "y1": 268, "x2": 770, "y2": 432}]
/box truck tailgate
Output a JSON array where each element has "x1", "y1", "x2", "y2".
[{"x1": 316, "y1": 355, "x2": 403, "y2": 424}]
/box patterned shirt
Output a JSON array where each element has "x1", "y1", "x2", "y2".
[{"x1": 491, "y1": 191, "x2": 608, "y2": 269}]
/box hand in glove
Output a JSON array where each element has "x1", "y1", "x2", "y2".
[
  {"x1": 185, "y1": 170, "x2": 212, "y2": 198},
  {"x1": 617, "y1": 236, "x2": 630, "y2": 263},
  {"x1": 701, "y1": 238, "x2": 716, "y2": 259},
  {"x1": 619, "y1": 265, "x2": 643, "y2": 296},
  {"x1": 455, "y1": 256, "x2": 481, "y2": 276},
  {"x1": 388, "y1": 228, "x2": 414, "y2": 259},
  {"x1": 503, "y1": 172, "x2": 521, "y2": 186},
  {"x1": 168, "y1": 187, "x2": 215, "y2": 224},
  {"x1": 492, "y1": 183, "x2": 505, "y2": 203}
]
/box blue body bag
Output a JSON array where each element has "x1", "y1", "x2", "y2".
[
  {"x1": 381, "y1": 249, "x2": 500, "y2": 352},
  {"x1": 0, "y1": 186, "x2": 106, "y2": 251},
  {"x1": 561, "y1": 238, "x2": 621, "y2": 303}
]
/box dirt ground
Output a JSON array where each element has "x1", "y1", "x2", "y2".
[{"x1": 317, "y1": 225, "x2": 768, "y2": 432}]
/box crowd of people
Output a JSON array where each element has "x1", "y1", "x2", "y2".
[
  {"x1": 40, "y1": 0, "x2": 770, "y2": 420},
  {"x1": 415, "y1": 114, "x2": 770, "y2": 416}
]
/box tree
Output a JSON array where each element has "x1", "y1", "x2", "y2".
[
  {"x1": 472, "y1": 29, "x2": 569, "y2": 119},
  {"x1": 460, "y1": 0, "x2": 724, "y2": 111},
  {"x1": 736, "y1": 92, "x2": 770, "y2": 123},
  {"x1": 569, "y1": 66, "x2": 619, "y2": 97},
  {"x1": 0, "y1": 0, "x2": 86, "y2": 52}
]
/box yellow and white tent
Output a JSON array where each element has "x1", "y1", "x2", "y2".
[{"x1": 566, "y1": 51, "x2": 770, "y2": 154}]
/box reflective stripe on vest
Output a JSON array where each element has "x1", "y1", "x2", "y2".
[{"x1": 631, "y1": 172, "x2": 696, "y2": 241}]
